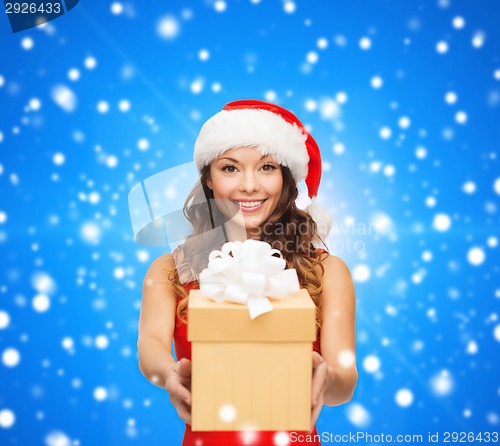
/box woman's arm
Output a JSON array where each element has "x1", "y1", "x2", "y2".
[
  {"x1": 137, "y1": 254, "x2": 178, "y2": 387},
  {"x1": 311, "y1": 255, "x2": 358, "y2": 427},
  {"x1": 137, "y1": 254, "x2": 192, "y2": 423}
]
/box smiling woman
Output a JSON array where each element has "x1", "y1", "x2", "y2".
[
  {"x1": 207, "y1": 148, "x2": 284, "y2": 240},
  {"x1": 137, "y1": 100, "x2": 357, "y2": 446}
]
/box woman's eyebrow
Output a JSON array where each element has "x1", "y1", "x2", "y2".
[{"x1": 218, "y1": 154, "x2": 271, "y2": 163}]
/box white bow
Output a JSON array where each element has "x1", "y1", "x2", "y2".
[{"x1": 199, "y1": 240, "x2": 300, "y2": 319}]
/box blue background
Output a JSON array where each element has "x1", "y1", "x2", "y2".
[{"x1": 1, "y1": 0, "x2": 500, "y2": 445}]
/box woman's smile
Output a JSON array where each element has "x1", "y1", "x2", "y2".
[
  {"x1": 207, "y1": 147, "x2": 283, "y2": 237},
  {"x1": 231, "y1": 198, "x2": 268, "y2": 212}
]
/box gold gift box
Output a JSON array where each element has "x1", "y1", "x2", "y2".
[{"x1": 188, "y1": 289, "x2": 316, "y2": 432}]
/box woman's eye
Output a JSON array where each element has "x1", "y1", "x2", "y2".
[
  {"x1": 261, "y1": 164, "x2": 277, "y2": 171},
  {"x1": 222, "y1": 164, "x2": 237, "y2": 173}
]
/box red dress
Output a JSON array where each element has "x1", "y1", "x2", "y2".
[{"x1": 173, "y1": 257, "x2": 325, "y2": 446}]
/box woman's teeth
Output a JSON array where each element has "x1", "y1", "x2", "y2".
[{"x1": 235, "y1": 200, "x2": 264, "y2": 208}]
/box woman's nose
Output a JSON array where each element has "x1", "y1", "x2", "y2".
[{"x1": 240, "y1": 171, "x2": 259, "y2": 192}]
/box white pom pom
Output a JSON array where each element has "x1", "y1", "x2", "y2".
[{"x1": 306, "y1": 199, "x2": 333, "y2": 240}]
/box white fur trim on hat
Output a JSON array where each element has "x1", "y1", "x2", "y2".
[
  {"x1": 194, "y1": 109, "x2": 309, "y2": 182},
  {"x1": 306, "y1": 199, "x2": 333, "y2": 240}
]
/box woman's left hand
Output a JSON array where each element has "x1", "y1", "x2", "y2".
[{"x1": 310, "y1": 351, "x2": 330, "y2": 432}]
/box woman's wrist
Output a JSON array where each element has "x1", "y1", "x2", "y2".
[
  {"x1": 323, "y1": 364, "x2": 357, "y2": 406},
  {"x1": 144, "y1": 360, "x2": 176, "y2": 389}
]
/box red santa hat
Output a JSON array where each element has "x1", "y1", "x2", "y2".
[{"x1": 194, "y1": 99, "x2": 332, "y2": 240}]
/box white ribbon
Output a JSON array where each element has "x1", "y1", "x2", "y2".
[{"x1": 199, "y1": 239, "x2": 300, "y2": 319}]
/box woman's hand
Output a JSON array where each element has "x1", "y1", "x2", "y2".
[
  {"x1": 164, "y1": 358, "x2": 192, "y2": 424},
  {"x1": 310, "y1": 351, "x2": 331, "y2": 432}
]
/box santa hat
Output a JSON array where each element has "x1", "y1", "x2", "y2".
[{"x1": 194, "y1": 99, "x2": 332, "y2": 240}]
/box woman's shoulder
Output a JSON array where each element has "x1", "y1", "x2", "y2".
[
  {"x1": 142, "y1": 254, "x2": 175, "y2": 291},
  {"x1": 320, "y1": 254, "x2": 354, "y2": 287},
  {"x1": 147, "y1": 245, "x2": 185, "y2": 272},
  {"x1": 147, "y1": 252, "x2": 175, "y2": 271},
  {"x1": 312, "y1": 245, "x2": 352, "y2": 278},
  {"x1": 148, "y1": 248, "x2": 199, "y2": 292}
]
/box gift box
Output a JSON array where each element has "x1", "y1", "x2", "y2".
[{"x1": 188, "y1": 288, "x2": 316, "y2": 432}]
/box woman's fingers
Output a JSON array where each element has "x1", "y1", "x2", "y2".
[
  {"x1": 311, "y1": 366, "x2": 326, "y2": 406},
  {"x1": 163, "y1": 360, "x2": 193, "y2": 424},
  {"x1": 310, "y1": 392, "x2": 324, "y2": 432},
  {"x1": 311, "y1": 352, "x2": 326, "y2": 406},
  {"x1": 167, "y1": 378, "x2": 192, "y2": 404},
  {"x1": 168, "y1": 386, "x2": 192, "y2": 422},
  {"x1": 178, "y1": 358, "x2": 192, "y2": 378},
  {"x1": 165, "y1": 363, "x2": 192, "y2": 404},
  {"x1": 177, "y1": 382, "x2": 192, "y2": 405},
  {"x1": 177, "y1": 358, "x2": 192, "y2": 390},
  {"x1": 172, "y1": 398, "x2": 192, "y2": 424},
  {"x1": 312, "y1": 351, "x2": 323, "y2": 369},
  {"x1": 310, "y1": 352, "x2": 327, "y2": 431}
]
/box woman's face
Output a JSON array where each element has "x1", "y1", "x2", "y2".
[{"x1": 207, "y1": 147, "x2": 283, "y2": 238}]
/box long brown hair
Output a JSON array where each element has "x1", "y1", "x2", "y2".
[{"x1": 167, "y1": 162, "x2": 329, "y2": 329}]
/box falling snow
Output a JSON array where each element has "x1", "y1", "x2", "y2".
[
  {"x1": 363, "y1": 355, "x2": 381, "y2": 373},
  {"x1": 157, "y1": 16, "x2": 180, "y2": 39},
  {"x1": 395, "y1": 388, "x2": 414, "y2": 408},
  {"x1": 0, "y1": 409, "x2": 15, "y2": 428},
  {"x1": 346, "y1": 403, "x2": 371, "y2": 428},
  {"x1": 51, "y1": 85, "x2": 77, "y2": 112},
  {"x1": 2, "y1": 348, "x2": 20, "y2": 367}
]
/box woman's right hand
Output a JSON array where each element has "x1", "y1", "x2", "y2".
[{"x1": 164, "y1": 358, "x2": 192, "y2": 424}]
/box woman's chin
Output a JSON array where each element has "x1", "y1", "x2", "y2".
[
  {"x1": 242, "y1": 215, "x2": 264, "y2": 228},
  {"x1": 226, "y1": 218, "x2": 263, "y2": 235}
]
